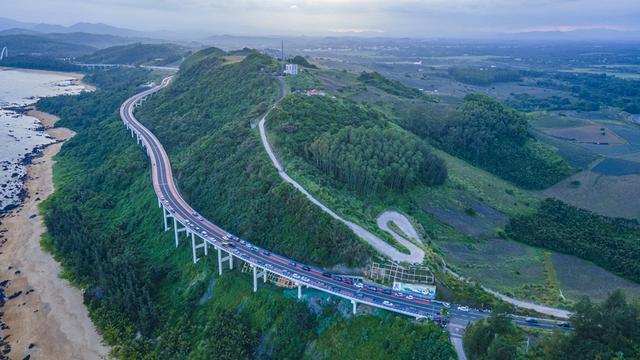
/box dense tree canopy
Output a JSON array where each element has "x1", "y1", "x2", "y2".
[
  {"x1": 437, "y1": 94, "x2": 571, "y2": 189},
  {"x1": 306, "y1": 126, "x2": 447, "y2": 193}
]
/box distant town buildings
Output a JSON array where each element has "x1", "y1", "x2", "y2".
[{"x1": 284, "y1": 63, "x2": 299, "y2": 75}]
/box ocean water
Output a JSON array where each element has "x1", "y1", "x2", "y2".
[{"x1": 0, "y1": 68, "x2": 86, "y2": 212}]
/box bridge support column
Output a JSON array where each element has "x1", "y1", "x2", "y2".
[
  {"x1": 217, "y1": 249, "x2": 234, "y2": 275},
  {"x1": 158, "y1": 198, "x2": 162, "y2": 208},
  {"x1": 351, "y1": 300, "x2": 357, "y2": 315},
  {"x1": 297, "y1": 283, "x2": 302, "y2": 299},
  {"x1": 162, "y1": 206, "x2": 170, "y2": 231},
  {"x1": 190, "y1": 233, "x2": 208, "y2": 264},
  {"x1": 253, "y1": 266, "x2": 258, "y2": 292},
  {"x1": 173, "y1": 218, "x2": 188, "y2": 247},
  {"x1": 252, "y1": 266, "x2": 267, "y2": 292}
]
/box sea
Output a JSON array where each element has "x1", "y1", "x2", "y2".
[{"x1": 0, "y1": 68, "x2": 85, "y2": 212}]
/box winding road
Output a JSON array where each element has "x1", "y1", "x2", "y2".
[
  {"x1": 258, "y1": 80, "x2": 426, "y2": 264},
  {"x1": 120, "y1": 76, "x2": 569, "y2": 341}
]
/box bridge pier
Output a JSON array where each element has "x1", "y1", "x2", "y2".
[
  {"x1": 217, "y1": 248, "x2": 233, "y2": 275},
  {"x1": 297, "y1": 283, "x2": 302, "y2": 299},
  {"x1": 162, "y1": 206, "x2": 172, "y2": 231},
  {"x1": 351, "y1": 300, "x2": 358, "y2": 315},
  {"x1": 252, "y1": 266, "x2": 267, "y2": 292},
  {"x1": 173, "y1": 217, "x2": 189, "y2": 247},
  {"x1": 191, "y1": 233, "x2": 208, "y2": 264}
]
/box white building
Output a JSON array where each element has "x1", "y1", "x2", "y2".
[{"x1": 284, "y1": 63, "x2": 299, "y2": 75}]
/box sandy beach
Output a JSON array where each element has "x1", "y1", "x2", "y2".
[
  {"x1": 0, "y1": 108, "x2": 109, "y2": 359},
  {"x1": 0, "y1": 67, "x2": 96, "y2": 92}
]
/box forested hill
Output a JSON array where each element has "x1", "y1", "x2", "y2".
[
  {"x1": 78, "y1": 43, "x2": 188, "y2": 66},
  {"x1": 37, "y1": 49, "x2": 454, "y2": 358},
  {"x1": 136, "y1": 49, "x2": 372, "y2": 267}
]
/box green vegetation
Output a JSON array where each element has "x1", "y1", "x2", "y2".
[
  {"x1": 79, "y1": 43, "x2": 188, "y2": 66},
  {"x1": 286, "y1": 69, "x2": 321, "y2": 92},
  {"x1": 0, "y1": 34, "x2": 95, "y2": 57},
  {"x1": 437, "y1": 94, "x2": 571, "y2": 189},
  {"x1": 536, "y1": 72, "x2": 640, "y2": 113},
  {"x1": 358, "y1": 71, "x2": 424, "y2": 99},
  {"x1": 315, "y1": 315, "x2": 456, "y2": 359},
  {"x1": 268, "y1": 94, "x2": 446, "y2": 194},
  {"x1": 0, "y1": 55, "x2": 82, "y2": 72},
  {"x1": 307, "y1": 126, "x2": 447, "y2": 193},
  {"x1": 136, "y1": 50, "x2": 371, "y2": 267},
  {"x1": 464, "y1": 291, "x2": 640, "y2": 360},
  {"x1": 448, "y1": 67, "x2": 521, "y2": 86},
  {"x1": 288, "y1": 55, "x2": 318, "y2": 69},
  {"x1": 506, "y1": 198, "x2": 640, "y2": 283},
  {"x1": 536, "y1": 291, "x2": 640, "y2": 360},
  {"x1": 36, "y1": 48, "x2": 455, "y2": 359},
  {"x1": 464, "y1": 304, "x2": 522, "y2": 360}
]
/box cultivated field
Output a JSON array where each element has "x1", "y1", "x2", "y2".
[{"x1": 542, "y1": 125, "x2": 626, "y2": 144}]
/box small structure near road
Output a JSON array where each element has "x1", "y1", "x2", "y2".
[
  {"x1": 368, "y1": 261, "x2": 436, "y2": 299},
  {"x1": 284, "y1": 63, "x2": 299, "y2": 75},
  {"x1": 305, "y1": 89, "x2": 326, "y2": 96}
]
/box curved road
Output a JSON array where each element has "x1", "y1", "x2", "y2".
[
  {"x1": 258, "y1": 81, "x2": 425, "y2": 264},
  {"x1": 120, "y1": 76, "x2": 566, "y2": 334}
]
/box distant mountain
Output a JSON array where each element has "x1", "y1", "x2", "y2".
[{"x1": 0, "y1": 17, "x2": 33, "y2": 31}]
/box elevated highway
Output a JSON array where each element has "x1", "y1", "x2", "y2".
[{"x1": 120, "y1": 76, "x2": 566, "y2": 332}]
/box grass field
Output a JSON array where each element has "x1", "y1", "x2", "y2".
[
  {"x1": 545, "y1": 169, "x2": 640, "y2": 220},
  {"x1": 542, "y1": 125, "x2": 626, "y2": 144},
  {"x1": 551, "y1": 253, "x2": 640, "y2": 301}
]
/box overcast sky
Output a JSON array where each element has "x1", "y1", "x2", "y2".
[{"x1": 5, "y1": 0, "x2": 640, "y2": 36}]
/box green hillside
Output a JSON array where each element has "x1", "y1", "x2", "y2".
[
  {"x1": 79, "y1": 42, "x2": 188, "y2": 66},
  {"x1": 36, "y1": 50, "x2": 455, "y2": 358}
]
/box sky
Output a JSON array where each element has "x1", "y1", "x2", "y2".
[{"x1": 4, "y1": 0, "x2": 640, "y2": 37}]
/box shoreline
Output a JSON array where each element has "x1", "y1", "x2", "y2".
[
  {"x1": 0, "y1": 66, "x2": 96, "y2": 92},
  {"x1": 0, "y1": 105, "x2": 108, "y2": 358}
]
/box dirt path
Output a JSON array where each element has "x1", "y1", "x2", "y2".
[
  {"x1": 258, "y1": 113, "x2": 425, "y2": 264},
  {"x1": 0, "y1": 110, "x2": 109, "y2": 359}
]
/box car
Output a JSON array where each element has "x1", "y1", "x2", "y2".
[
  {"x1": 366, "y1": 285, "x2": 377, "y2": 292},
  {"x1": 191, "y1": 211, "x2": 198, "y2": 216},
  {"x1": 302, "y1": 265, "x2": 311, "y2": 271},
  {"x1": 221, "y1": 241, "x2": 234, "y2": 248},
  {"x1": 196, "y1": 216, "x2": 204, "y2": 221},
  {"x1": 556, "y1": 322, "x2": 571, "y2": 329},
  {"x1": 332, "y1": 275, "x2": 343, "y2": 281},
  {"x1": 222, "y1": 236, "x2": 229, "y2": 241},
  {"x1": 457, "y1": 306, "x2": 470, "y2": 312},
  {"x1": 354, "y1": 282, "x2": 364, "y2": 288},
  {"x1": 442, "y1": 302, "x2": 451, "y2": 308},
  {"x1": 195, "y1": 227, "x2": 200, "y2": 231},
  {"x1": 292, "y1": 273, "x2": 301, "y2": 279},
  {"x1": 322, "y1": 272, "x2": 332, "y2": 278},
  {"x1": 356, "y1": 293, "x2": 364, "y2": 298},
  {"x1": 525, "y1": 318, "x2": 538, "y2": 324},
  {"x1": 201, "y1": 231, "x2": 208, "y2": 236},
  {"x1": 262, "y1": 250, "x2": 271, "y2": 256},
  {"x1": 382, "y1": 301, "x2": 393, "y2": 307},
  {"x1": 382, "y1": 289, "x2": 393, "y2": 295},
  {"x1": 406, "y1": 295, "x2": 414, "y2": 300},
  {"x1": 301, "y1": 276, "x2": 310, "y2": 282},
  {"x1": 343, "y1": 279, "x2": 353, "y2": 285}
]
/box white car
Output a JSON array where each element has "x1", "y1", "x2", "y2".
[
  {"x1": 406, "y1": 295, "x2": 414, "y2": 300},
  {"x1": 382, "y1": 301, "x2": 394, "y2": 307},
  {"x1": 443, "y1": 302, "x2": 451, "y2": 308},
  {"x1": 457, "y1": 306, "x2": 470, "y2": 312}
]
